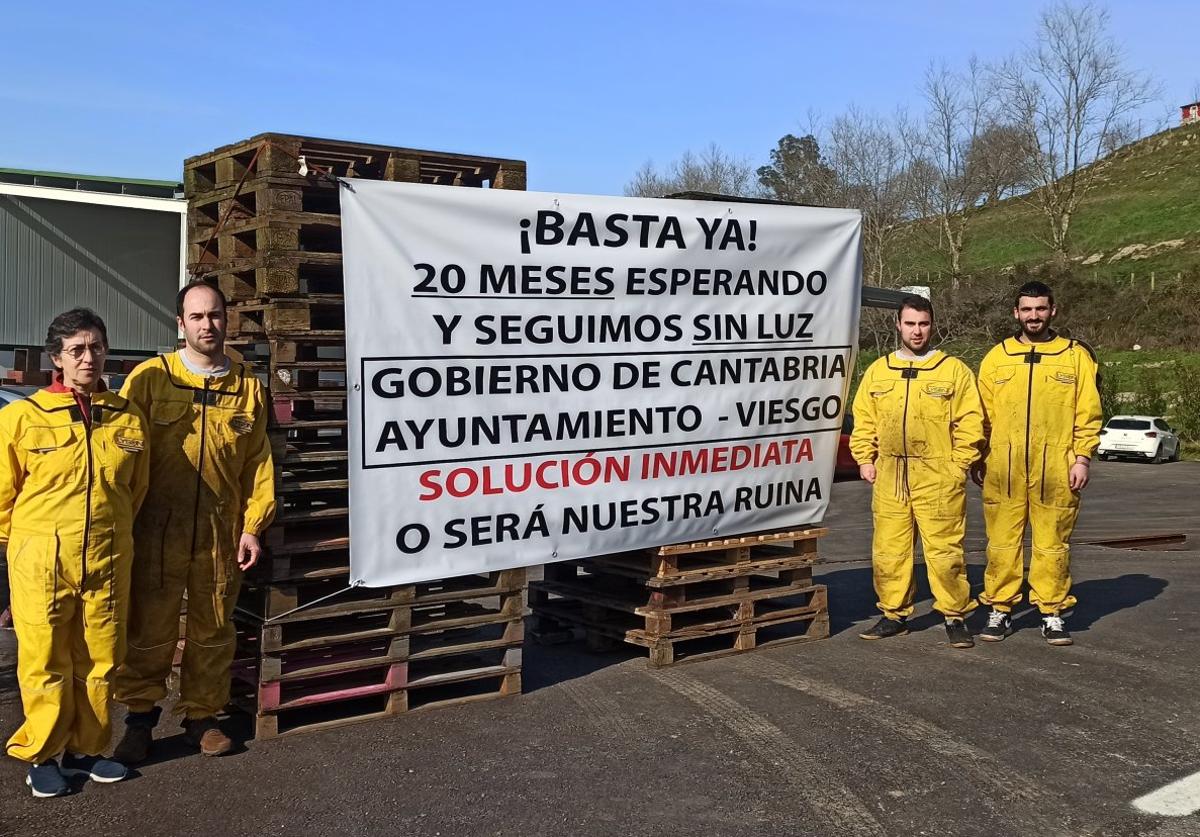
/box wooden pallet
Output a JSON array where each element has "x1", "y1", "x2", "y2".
[
  {"x1": 236, "y1": 631, "x2": 407, "y2": 682},
  {"x1": 645, "y1": 528, "x2": 825, "y2": 582},
  {"x1": 190, "y1": 211, "x2": 346, "y2": 266},
  {"x1": 274, "y1": 456, "x2": 348, "y2": 489},
  {"x1": 532, "y1": 585, "x2": 829, "y2": 667},
  {"x1": 239, "y1": 576, "x2": 413, "y2": 622},
  {"x1": 228, "y1": 296, "x2": 346, "y2": 338},
  {"x1": 531, "y1": 578, "x2": 826, "y2": 633},
  {"x1": 240, "y1": 567, "x2": 525, "y2": 624},
  {"x1": 193, "y1": 255, "x2": 346, "y2": 300},
  {"x1": 255, "y1": 547, "x2": 349, "y2": 584},
  {"x1": 237, "y1": 667, "x2": 522, "y2": 739},
  {"x1": 530, "y1": 528, "x2": 830, "y2": 667},
  {"x1": 273, "y1": 485, "x2": 348, "y2": 525},
  {"x1": 189, "y1": 177, "x2": 340, "y2": 237},
  {"x1": 232, "y1": 586, "x2": 524, "y2": 738},
  {"x1": 237, "y1": 617, "x2": 522, "y2": 687},
  {"x1": 242, "y1": 607, "x2": 412, "y2": 654},
  {"x1": 571, "y1": 537, "x2": 820, "y2": 586},
  {"x1": 184, "y1": 132, "x2": 526, "y2": 196},
  {"x1": 544, "y1": 558, "x2": 816, "y2": 613},
  {"x1": 264, "y1": 517, "x2": 347, "y2": 553},
  {"x1": 273, "y1": 486, "x2": 347, "y2": 520},
  {"x1": 238, "y1": 640, "x2": 521, "y2": 710},
  {"x1": 409, "y1": 591, "x2": 526, "y2": 634}
]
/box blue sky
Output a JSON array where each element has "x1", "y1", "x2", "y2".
[{"x1": 2, "y1": 0, "x2": 1195, "y2": 195}]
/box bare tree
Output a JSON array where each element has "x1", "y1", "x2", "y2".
[
  {"x1": 1100, "y1": 118, "x2": 1139, "y2": 155},
  {"x1": 825, "y1": 107, "x2": 914, "y2": 283},
  {"x1": 993, "y1": 2, "x2": 1156, "y2": 260},
  {"x1": 624, "y1": 143, "x2": 759, "y2": 198},
  {"x1": 966, "y1": 122, "x2": 1037, "y2": 203},
  {"x1": 903, "y1": 58, "x2": 993, "y2": 279}
]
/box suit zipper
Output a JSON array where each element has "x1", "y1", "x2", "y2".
[
  {"x1": 1025, "y1": 349, "x2": 1035, "y2": 490},
  {"x1": 901, "y1": 362, "x2": 912, "y2": 497},
  {"x1": 1006, "y1": 447, "x2": 1012, "y2": 497},
  {"x1": 190, "y1": 379, "x2": 211, "y2": 558},
  {"x1": 82, "y1": 406, "x2": 94, "y2": 586},
  {"x1": 1040, "y1": 446, "x2": 1047, "y2": 502}
]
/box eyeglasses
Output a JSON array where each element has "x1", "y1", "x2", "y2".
[{"x1": 60, "y1": 343, "x2": 108, "y2": 360}]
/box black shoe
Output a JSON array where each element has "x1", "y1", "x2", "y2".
[
  {"x1": 1041, "y1": 615, "x2": 1073, "y2": 646},
  {"x1": 113, "y1": 724, "x2": 153, "y2": 765},
  {"x1": 978, "y1": 609, "x2": 1012, "y2": 642},
  {"x1": 944, "y1": 619, "x2": 974, "y2": 649},
  {"x1": 859, "y1": 617, "x2": 908, "y2": 640},
  {"x1": 114, "y1": 706, "x2": 161, "y2": 765}
]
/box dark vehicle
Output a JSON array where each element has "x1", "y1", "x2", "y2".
[{"x1": 835, "y1": 412, "x2": 857, "y2": 481}]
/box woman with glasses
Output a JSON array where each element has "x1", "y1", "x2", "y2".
[{"x1": 0, "y1": 309, "x2": 150, "y2": 797}]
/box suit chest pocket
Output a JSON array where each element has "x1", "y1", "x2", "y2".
[
  {"x1": 915, "y1": 381, "x2": 954, "y2": 420},
  {"x1": 20, "y1": 425, "x2": 78, "y2": 482},
  {"x1": 98, "y1": 424, "x2": 145, "y2": 484}
]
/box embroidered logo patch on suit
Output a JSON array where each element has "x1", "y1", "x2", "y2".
[
  {"x1": 229, "y1": 416, "x2": 254, "y2": 435},
  {"x1": 114, "y1": 435, "x2": 144, "y2": 452}
]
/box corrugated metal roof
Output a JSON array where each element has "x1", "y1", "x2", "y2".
[{"x1": 0, "y1": 168, "x2": 182, "y2": 199}]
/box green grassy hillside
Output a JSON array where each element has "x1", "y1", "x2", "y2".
[{"x1": 890, "y1": 121, "x2": 1200, "y2": 282}]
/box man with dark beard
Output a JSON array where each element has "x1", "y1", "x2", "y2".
[{"x1": 971, "y1": 281, "x2": 1102, "y2": 646}]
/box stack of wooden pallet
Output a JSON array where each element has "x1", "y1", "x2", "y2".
[
  {"x1": 530, "y1": 528, "x2": 830, "y2": 667},
  {"x1": 1, "y1": 347, "x2": 51, "y2": 386},
  {"x1": 184, "y1": 133, "x2": 528, "y2": 737}
]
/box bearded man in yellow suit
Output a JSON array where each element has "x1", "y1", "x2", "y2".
[{"x1": 972, "y1": 281, "x2": 1102, "y2": 646}]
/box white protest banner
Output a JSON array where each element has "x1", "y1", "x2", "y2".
[{"x1": 341, "y1": 180, "x2": 861, "y2": 587}]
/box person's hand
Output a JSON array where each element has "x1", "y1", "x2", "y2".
[
  {"x1": 970, "y1": 462, "x2": 986, "y2": 487},
  {"x1": 237, "y1": 533, "x2": 263, "y2": 570},
  {"x1": 1069, "y1": 460, "x2": 1090, "y2": 492},
  {"x1": 859, "y1": 463, "x2": 877, "y2": 484}
]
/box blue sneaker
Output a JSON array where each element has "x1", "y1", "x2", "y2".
[
  {"x1": 61, "y1": 753, "x2": 128, "y2": 783},
  {"x1": 26, "y1": 760, "x2": 69, "y2": 798}
]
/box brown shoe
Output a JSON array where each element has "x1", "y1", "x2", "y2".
[{"x1": 182, "y1": 718, "x2": 232, "y2": 757}]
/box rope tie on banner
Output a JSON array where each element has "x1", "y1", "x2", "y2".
[{"x1": 234, "y1": 579, "x2": 367, "y2": 625}]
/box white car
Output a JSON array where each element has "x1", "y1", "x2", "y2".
[{"x1": 1097, "y1": 415, "x2": 1181, "y2": 463}]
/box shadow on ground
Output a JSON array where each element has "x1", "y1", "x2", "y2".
[
  {"x1": 1011, "y1": 572, "x2": 1168, "y2": 633},
  {"x1": 822, "y1": 565, "x2": 1167, "y2": 636}
]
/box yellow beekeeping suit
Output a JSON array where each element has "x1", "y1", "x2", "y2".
[
  {"x1": 977, "y1": 335, "x2": 1102, "y2": 615},
  {"x1": 114, "y1": 353, "x2": 274, "y2": 720},
  {"x1": 851, "y1": 351, "x2": 984, "y2": 619},
  {"x1": 1, "y1": 386, "x2": 149, "y2": 763}
]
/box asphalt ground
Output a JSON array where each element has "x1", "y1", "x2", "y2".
[{"x1": 1, "y1": 460, "x2": 1198, "y2": 837}]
